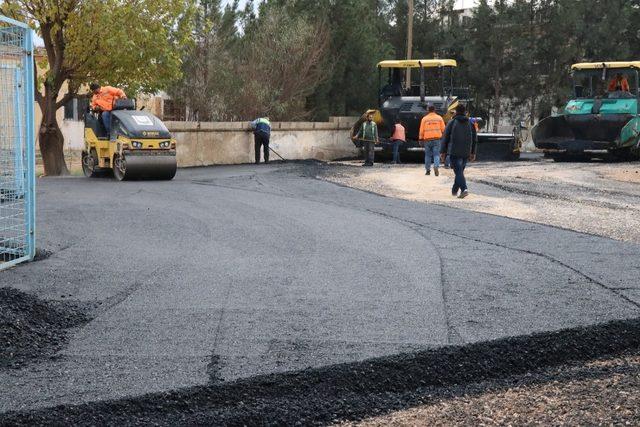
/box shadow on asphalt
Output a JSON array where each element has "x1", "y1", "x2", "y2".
[{"x1": 2, "y1": 317, "x2": 639, "y2": 425}]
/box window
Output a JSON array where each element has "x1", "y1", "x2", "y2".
[{"x1": 63, "y1": 95, "x2": 90, "y2": 121}]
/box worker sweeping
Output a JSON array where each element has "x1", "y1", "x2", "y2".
[
  {"x1": 89, "y1": 83, "x2": 126, "y2": 139},
  {"x1": 250, "y1": 117, "x2": 272, "y2": 164},
  {"x1": 419, "y1": 104, "x2": 445, "y2": 176}
]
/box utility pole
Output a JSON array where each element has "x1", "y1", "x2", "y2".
[{"x1": 405, "y1": 0, "x2": 414, "y2": 90}]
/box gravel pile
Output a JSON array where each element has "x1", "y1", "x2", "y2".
[
  {"x1": 1, "y1": 317, "x2": 638, "y2": 425},
  {"x1": 0, "y1": 287, "x2": 90, "y2": 369}
]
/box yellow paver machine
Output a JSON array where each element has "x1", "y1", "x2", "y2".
[
  {"x1": 351, "y1": 59, "x2": 521, "y2": 160},
  {"x1": 82, "y1": 100, "x2": 177, "y2": 181}
]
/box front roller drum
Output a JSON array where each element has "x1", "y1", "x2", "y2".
[{"x1": 113, "y1": 153, "x2": 177, "y2": 181}]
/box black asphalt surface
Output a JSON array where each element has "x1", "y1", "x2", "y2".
[{"x1": 1, "y1": 162, "x2": 639, "y2": 420}]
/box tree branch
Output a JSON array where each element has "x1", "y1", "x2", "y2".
[
  {"x1": 33, "y1": 59, "x2": 44, "y2": 109},
  {"x1": 55, "y1": 90, "x2": 76, "y2": 109}
]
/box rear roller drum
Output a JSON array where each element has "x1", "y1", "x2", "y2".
[
  {"x1": 113, "y1": 154, "x2": 127, "y2": 181},
  {"x1": 82, "y1": 150, "x2": 105, "y2": 178}
]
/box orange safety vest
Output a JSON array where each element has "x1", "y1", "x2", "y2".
[
  {"x1": 608, "y1": 77, "x2": 629, "y2": 92},
  {"x1": 91, "y1": 86, "x2": 126, "y2": 112},
  {"x1": 419, "y1": 112, "x2": 445, "y2": 141}
]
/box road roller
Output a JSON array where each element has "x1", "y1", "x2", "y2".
[
  {"x1": 351, "y1": 59, "x2": 521, "y2": 161},
  {"x1": 82, "y1": 99, "x2": 177, "y2": 180}
]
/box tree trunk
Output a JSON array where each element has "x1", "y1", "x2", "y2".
[
  {"x1": 39, "y1": 95, "x2": 69, "y2": 176},
  {"x1": 492, "y1": 91, "x2": 501, "y2": 133}
]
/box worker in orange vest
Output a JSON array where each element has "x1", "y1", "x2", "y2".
[
  {"x1": 608, "y1": 73, "x2": 630, "y2": 92},
  {"x1": 90, "y1": 82, "x2": 127, "y2": 138},
  {"x1": 390, "y1": 118, "x2": 406, "y2": 164},
  {"x1": 419, "y1": 104, "x2": 445, "y2": 176}
]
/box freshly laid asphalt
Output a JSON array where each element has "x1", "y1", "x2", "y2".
[{"x1": 1, "y1": 161, "x2": 639, "y2": 416}]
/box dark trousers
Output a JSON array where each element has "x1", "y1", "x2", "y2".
[
  {"x1": 364, "y1": 141, "x2": 375, "y2": 165},
  {"x1": 101, "y1": 111, "x2": 112, "y2": 138},
  {"x1": 450, "y1": 155, "x2": 468, "y2": 193},
  {"x1": 391, "y1": 140, "x2": 402, "y2": 163},
  {"x1": 255, "y1": 133, "x2": 269, "y2": 164}
]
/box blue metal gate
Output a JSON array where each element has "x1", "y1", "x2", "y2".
[{"x1": 0, "y1": 16, "x2": 35, "y2": 270}]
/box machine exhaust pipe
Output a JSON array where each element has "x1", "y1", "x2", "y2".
[{"x1": 419, "y1": 61, "x2": 425, "y2": 104}]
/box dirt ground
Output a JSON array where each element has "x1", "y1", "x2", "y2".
[
  {"x1": 321, "y1": 155, "x2": 640, "y2": 243},
  {"x1": 340, "y1": 353, "x2": 640, "y2": 427}
]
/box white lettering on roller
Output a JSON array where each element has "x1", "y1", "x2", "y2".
[{"x1": 132, "y1": 115, "x2": 154, "y2": 126}]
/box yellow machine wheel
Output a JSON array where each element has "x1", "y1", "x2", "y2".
[
  {"x1": 113, "y1": 154, "x2": 127, "y2": 181},
  {"x1": 82, "y1": 149, "x2": 107, "y2": 178}
]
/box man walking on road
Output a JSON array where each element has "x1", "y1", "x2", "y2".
[
  {"x1": 250, "y1": 117, "x2": 271, "y2": 164},
  {"x1": 419, "y1": 104, "x2": 445, "y2": 176},
  {"x1": 441, "y1": 104, "x2": 477, "y2": 198},
  {"x1": 355, "y1": 112, "x2": 378, "y2": 166}
]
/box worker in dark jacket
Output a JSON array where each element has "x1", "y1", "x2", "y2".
[
  {"x1": 250, "y1": 117, "x2": 271, "y2": 164},
  {"x1": 440, "y1": 104, "x2": 477, "y2": 198}
]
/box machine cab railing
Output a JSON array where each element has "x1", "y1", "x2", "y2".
[
  {"x1": 571, "y1": 62, "x2": 640, "y2": 103},
  {"x1": 377, "y1": 59, "x2": 458, "y2": 106}
]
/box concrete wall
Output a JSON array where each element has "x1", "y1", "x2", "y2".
[
  {"x1": 167, "y1": 117, "x2": 358, "y2": 167},
  {"x1": 60, "y1": 120, "x2": 85, "y2": 150}
]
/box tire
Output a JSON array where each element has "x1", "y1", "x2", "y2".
[
  {"x1": 82, "y1": 150, "x2": 100, "y2": 178},
  {"x1": 611, "y1": 148, "x2": 640, "y2": 162},
  {"x1": 552, "y1": 152, "x2": 593, "y2": 162},
  {"x1": 113, "y1": 154, "x2": 126, "y2": 181}
]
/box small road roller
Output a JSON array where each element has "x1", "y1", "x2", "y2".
[{"x1": 82, "y1": 100, "x2": 177, "y2": 180}]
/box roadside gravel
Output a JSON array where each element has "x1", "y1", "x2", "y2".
[{"x1": 320, "y1": 157, "x2": 640, "y2": 243}]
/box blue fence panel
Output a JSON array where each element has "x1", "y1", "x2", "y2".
[{"x1": 0, "y1": 16, "x2": 35, "y2": 270}]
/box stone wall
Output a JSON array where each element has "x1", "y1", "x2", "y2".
[
  {"x1": 166, "y1": 117, "x2": 358, "y2": 167},
  {"x1": 47, "y1": 117, "x2": 359, "y2": 168}
]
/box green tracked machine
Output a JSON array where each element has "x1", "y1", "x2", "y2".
[{"x1": 533, "y1": 61, "x2": 640, "y2": 161}]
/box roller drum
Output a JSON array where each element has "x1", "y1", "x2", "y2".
[{"x1": 115, "y1": 152, "x2": 177, "y2": 181}]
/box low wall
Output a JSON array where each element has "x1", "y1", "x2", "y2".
[
  {"x1": 60, "y1": 120, "x2": 85, "y2": 150},
  {"x1": 166, "y1": 117, "x2": 358, "y2": 167}
]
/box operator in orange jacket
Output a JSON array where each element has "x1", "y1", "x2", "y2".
[
  {"x1": 89, "y1": 82, "x2": 127, "y2": 137},
  {"x1": 608, "y1": 73, "x2": 630, "y2": 92},
  {"x1": 418, "y1": 104, "x2": 446, "y2": 176}
]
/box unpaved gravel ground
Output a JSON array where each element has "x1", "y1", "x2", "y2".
[
  {"x1": 321, "y1": 156, "x2": 640, "y2": 243},
  {"x1": 342, "y1": 352, "x2": 640, "y2": 427}
]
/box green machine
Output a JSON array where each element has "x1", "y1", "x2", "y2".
[{"x1": 533, "y1": 61, "x2": 640, "y2": 160}]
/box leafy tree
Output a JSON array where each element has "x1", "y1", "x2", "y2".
[
  {"x1": 170, "y1": 1, "x2": 330, "y2": 121},
  {"x1": 462, "y1": 0, "x2": 515, "y2": 131},
  {"x1": 1, "y1": 0, "x2": 193, "y2": 175},
  {"x1": 234, "y1": 3, "x2": 331, "y2": 120},
  {"x1": 280, "y1": 0, "x2": 394, "y2": 118},
  {"x1": 168, "y1": 0, "x2": 239, "y2": 121}
]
